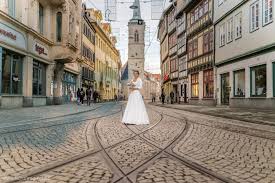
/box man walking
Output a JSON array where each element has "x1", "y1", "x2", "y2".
[
  {"x1": 161, "y1": 93, "x2": 165, "y2": 104},
  {"x1": 93, "y1": 90, "x2": 97, "y2": 103},
  {"x1": 80, "y1": 88, "x2": 85, "y2": 105},
  {"x1": 86, "y1": 87, "x2": 92, "y2": 106},
  {"x1": 170, "y1": 91, "x2": 174, "y2": 104}
]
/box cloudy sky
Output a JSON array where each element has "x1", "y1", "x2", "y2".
[{"x1": 84, "y1": 0, "x2": 170, "y2": 74}]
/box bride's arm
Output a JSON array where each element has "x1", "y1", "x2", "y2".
[{"x1": 132, "y1": 79, "x2": 142, "y2": 90}]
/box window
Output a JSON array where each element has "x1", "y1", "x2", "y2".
[
  {"x1": 56, "y1": 12, "x2": 62, "y2": 42},
  {"x1": 134, "y1": 31, "x2": 139, "y2": 42},
  {"x1": 204, "y1": 0, "x2": 209, "y2": 13},
  {"x1": 195, "y1": 8, "x2": 199, "y2": 21},
  {"x1": 199, "y1": 5, "x2": 204, "y2": 18},
  {"x1": 235, "y1": 12, "x2": 242, "y2": 39},
  {"x1": 191, "y1": 73, "x2": 199, "y2": 98},
  {"x1": 8, "y1": 0, "x2": 15, "y2": 17},
  {"x1": 209, "y1": 30, "x2": 214, "y2": 51},
  {"x1": 33, "y1": 61, "x2": 46, "y2": 96},
  {"x1": 193, "y1": 39, "x2": 198, "y2": 57},
  {"x1": 2, "y1": 50, "x2": 23, "y2": 94},
  {"x1": 227, "y1": 18, "x2": 233, "y2": 43},
  {"x1": 251, "y1": 65, "x2": 266, "y2": 97},
  {"x1": 203, "y1": 70, "x2": 214, "y2": 98},
  {"x1": 203, "y1": 32, "x2": 209, "y2": 53},
  {"x1": 188, "y1": 41, "x2": 193, "y2": 59},
  {"x1": 250, "y1": 1, "x2": 260, "y2": 32},
  {"x1": 263, "y1": 0, "x2": 273, "y2": 25},
  {"x1": 39, "y1": 3, "x2": 44, "y2": 34},
  {"x1": 219, "y1": 23, "x2": 226, "y2": 46},
  {"x1": 234, "y1": 70, "x2": 245, "y2": 97}
]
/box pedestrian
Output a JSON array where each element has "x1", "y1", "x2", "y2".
[
  {"x1": 80, "y1": 88, "x2": 85, "y2": 105},
  {"x1": 93, "y1": 90, "x2": 97, "y2": 103},
  {"x1": 161, "y1": 93, "x2": 165, "y2": 104},
  {"x1": 86, "y1": 87, "x2": 92, "y2": 106},
  {"x1": 114, "y1": 94, "x2": 118, "y2": 103},
  {"x1": 77, "y1": 88, "x2": 81, "y2": 105},
  {"x1": 170, "y1": 91, "x2": 174, "y2": 104}
]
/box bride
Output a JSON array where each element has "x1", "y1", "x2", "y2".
[{"x1": 122, "y1": 70, "x2": 149, "y2": 125}]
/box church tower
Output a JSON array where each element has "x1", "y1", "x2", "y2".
[
  {"x1": 121, "y1": 0, "x2": 146, "y2": 98},
  {"x1": 127, "y1": 0, "x2": 145, "y2": 81}
]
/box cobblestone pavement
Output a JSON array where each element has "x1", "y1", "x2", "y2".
[{"x1": 0, "y1": 102, "x2": 275, "y2": 183}]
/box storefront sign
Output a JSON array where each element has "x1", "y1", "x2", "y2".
[
  {"x1": 33, "y1": 42, "x2": 49, "y2": 58},
  {"x1": 0, "y1": 22, "x2": 26, "y2": 50}
]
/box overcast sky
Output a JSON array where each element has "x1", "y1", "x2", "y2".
[{"x1": 84, "y1": 0, "x2": 170, "y2": 74}]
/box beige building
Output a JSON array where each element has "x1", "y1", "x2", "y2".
[
  {"x1": 80, "y1": 4, "x2": 96, "y2": 92},
  {"x1": 0, "y1": 0, "x2": 82, "y2": 108},
  {"x1": 143, "y1": 72, "x2": 161, "y2": 100},
  {"x1": 214, "y1": 0, "x2": 275, "y2": 109},
  {"x1": 88, "y1": 8, "x2": 121, "y2": 101}
]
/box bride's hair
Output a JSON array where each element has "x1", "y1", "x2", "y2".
[{"x1": 133, "y1": 70, "x2": 140, "y2": 75}]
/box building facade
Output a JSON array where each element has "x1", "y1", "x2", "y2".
[
  {"x1": 89, "y1": 9, "x2": 121, "y2": 101},
  {"x1": 214, "y1": 0, "x2": 275, "y2": 109},
  {"x1": 80, "y1": 4, "x2": 96, "y2": 93},
  {"x1": 158, "y1": 10, "x2": 170, "y2": 99},
  {"x1": 185, "y1": 0, "x2": 215, "y2": 106},
  {"x1": 176, "y1": 0, "x2": 188, "y2": 103},
  {"x1": 0, "y1": 0, "x2": 82, "y2": 108}
]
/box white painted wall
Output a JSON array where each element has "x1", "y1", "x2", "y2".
[{"x1": 215, "y1": 0, "x2": 275, "y2": 64}]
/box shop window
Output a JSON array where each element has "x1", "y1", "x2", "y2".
[
  {"x1": 33, "y1": 61, "x2": 46, "y2": 96},
  {"x1": 191, "y1": 73, "x2": 199, "y2": 98},
  {"x1": 56, "y1": 12, "x2": 62, "y2": 42},
  {"x1": 251, "y1": 65, "x2": 266, "y2": 97},
  {"x1": 203, "y1": 70, "x2": 213, "y2": 98},
  {"x1": 2, "y1": 50, "x2": 22, "y2": 94},
  {"x1": 234, "y1": 69, "x2": 245, "y2": 97}
]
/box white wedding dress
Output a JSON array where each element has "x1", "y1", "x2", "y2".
[{"x1": 122, "y1": 78, "x2": 149, "y2": 125}]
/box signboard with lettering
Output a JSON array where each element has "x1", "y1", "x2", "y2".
[
  {"x1": 33, "y1": 41, "x2": 49, "y2": 59},
  {"x1": 0, "y1": 22, "x2": 26, "y2": 50}
]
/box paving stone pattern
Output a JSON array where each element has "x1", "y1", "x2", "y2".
[
  {"x1": 137, "y1": 157, "x2": 220, "y2": 183},
  {"x1": 173, "y1": 123, "x2": 275, "y2": 183},
  {"x1": 21, "y1": 154, "x2": 112, "y2": 183},
  {"x1": 0, "y1": 121, "x2": 96, "y2": 181}
]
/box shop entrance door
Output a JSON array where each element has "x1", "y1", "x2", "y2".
[{"x1": 221, "y1": 73, "x2": 230, "y2": 105}]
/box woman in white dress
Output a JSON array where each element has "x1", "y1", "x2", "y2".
[{"x1": 122, "y1": 70, "x2": 149, "y2": 125}]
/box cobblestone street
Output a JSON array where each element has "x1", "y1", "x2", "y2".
[{"x1": 0, "y1": 102, "x2": 275, "y2": 183}]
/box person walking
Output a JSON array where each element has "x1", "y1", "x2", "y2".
[
  {"x1": 80, "y1": 88, "x2": 85, "y2": 105},
  {"x1": 86, "y1": 87, "x2": 92, "y2": 106},
  {"x1": 161, "y1": 93, "x2": 165, "y2": 104},
  {"x1": 77, "y1": 88, "x2": 81, "y2": 105},
  {"x1": 93, "y1": 90, "x2": 97, "y2": 103},
  {"x1": 170, "y1": 91, "x2": 174, "y2": 104}
]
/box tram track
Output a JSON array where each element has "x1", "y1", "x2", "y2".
[{"x1": 3, "y1": 103, "x2": 122, "y2": 183}]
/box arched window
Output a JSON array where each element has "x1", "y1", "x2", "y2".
[
  {"x1": 134, "y1": 30, "x2": 139, "y2": 42},
  {"x1": 56, "y1": 12, "x2": 62, "y2": 42}
]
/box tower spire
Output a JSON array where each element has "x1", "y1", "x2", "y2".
[{"x1": 130, "y1": 0, "x2": 143, "y2": 22}]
